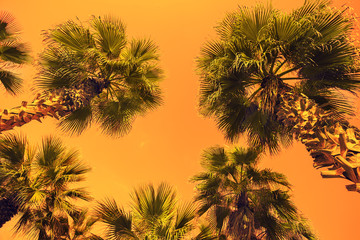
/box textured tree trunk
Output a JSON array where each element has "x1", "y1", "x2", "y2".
[
  {"x1": 0, "y1": 78, "x2": 107, "y2": 133},
  {"x1": 276, "y1": 90, "x2": 360, "y2": 192},
  {"x1": 0, "y1": 194, "x2": 19, "y2": 228}
]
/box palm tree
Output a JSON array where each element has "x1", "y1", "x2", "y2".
[
  {"x1": 0, "y1": 15, "x2": 162, "y2": 136},
  {"x1": 95, "y1": 183, "x2": 205, "y2": 240},
  {"x1": 192, "y1": 146, "x2": 316, "y2": 240},
  {"x1": 0, "y1": 12, "x2": 29, "y2": 94},
  {"x1": 0, "y1": 134, "x2": 92, "y2": 239},
  {"x1": 197, "y1": 0, "x2": 360, "y2": 192}
]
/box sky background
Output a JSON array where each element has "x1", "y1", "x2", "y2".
[{"x1": 1, "y1": 0, "x2": 360, "y2": 239}]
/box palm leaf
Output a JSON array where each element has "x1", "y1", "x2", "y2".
[
  {"x1": 91, "y1": 15, "x2": 126, "y2": 58},
  {"x1": 0, "y1": 69, "x2": 22, "y2": 94},
  {"x1": 58, "y1": 106, "x2": 93, "y2": 135},
  {"x1": 50, "y1": 20, "x2": 95, "y2": 51}
]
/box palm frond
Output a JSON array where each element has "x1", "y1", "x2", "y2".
[
  {"x1": 131, "y1": 183, "x2": 177, "y2": 227},
  {"x1": 0, "y1": 12, "x2": 19, "y2": 40},
  {"x1": 37, "y1": 46, "x2": 88, "y2": 89},
  {"x1": 192, "y1": 224, "x2": 217, "y2": 240},
  {"x1": 58, "y1": 106, "x2": 93, "y2": 136},
  {"x1": 0, "y1": 133, "x2": 27, "y2": 165},
  {"x1": 0, "y1": 40, "x2": 28, "y2": 64},
  {"x1": 124, "y1": 38, "x2": 159, "y2": 64},
  {"x1": 49, "y1": 20, "x2": 95, "y2": 51},
  {"x1": 174, "y1": 202, "x2": 196, "y2": 231},
  {"x1": 95, "y1": 198, "x2": 137, "y2": 240},
  {"x1": 0, "y1": 69, "x2": 22, "y2": 94},
  {"x1": 237, "y1": 3, "x2": 275, "y2": 42},
  {"x1": 91, "y1": 15, "x2": 126, "y2": 58},
  {"x1": 94, "y1": 95, "x2": 141, "y2": 137},
  {"x1": 292, "y1": 0, "x2": 330, "y2": 19}
]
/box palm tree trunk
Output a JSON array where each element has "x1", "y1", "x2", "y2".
[
  {"x1": 276, "y1": 90, "x2": 360, "y2": 192},
  {"x1": 0, "y1": 194, "x2": 19, "y2": 228},
  {"x1": 0, "y1": 78, "x2": 107, "y2": 133}
]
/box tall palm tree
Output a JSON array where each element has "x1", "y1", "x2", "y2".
[
  {"x1": 0, "y1": 15, "x2": 162, "y2": 136},
  {"x1": 197, "y1": 0, "x2": 360, "y2": 192},
  {"x1": 95, "y1": 183, "x2": 205, "y2": 240},
  {"x1": 192, "y1": 146, "x2": 316, "y2": 240},
  {"x1": 0, "y1": 12, "x2": 29, "y2": 94},
  {"x1": 0, "y1": 134, "x2": 92, "y2": 239}
]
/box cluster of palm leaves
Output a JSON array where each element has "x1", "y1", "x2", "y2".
[
  {"x1": 0, "y1": 12, "x2": 28, "y2": 94},
  {"x1": 95, "y1": 183, "x2": 211, "y2": 240},
  {"x1": 192, "y1": 147, "x2": 315, "y2": 240},
  {"x1": 0, "y1": 134, "x2": 93, "y2": 239}
]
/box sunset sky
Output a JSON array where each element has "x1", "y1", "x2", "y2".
[{"x1": 1, "y1": 0, "x2": 360, "y2": 239}]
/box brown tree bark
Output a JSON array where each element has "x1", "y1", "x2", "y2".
[
  {"x1": 276, "y1": 90, "x2": 360, "y2": 192},
  {"x1": 0, "y1": 78, "x2": 107, "y2": 133}
]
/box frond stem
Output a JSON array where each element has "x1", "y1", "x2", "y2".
[
  {"x1": 273, "y1": 58, "x2": 287, "y2": 74},
  {"x1": 269, "y1": 52, "x2": 279, "y2": 74},
  {"x1": 277, "y1": 66, "x2": 300, "y2": 77},
  {"x1": 280, "y1": 77, "x2": 306, "y2": 81}
]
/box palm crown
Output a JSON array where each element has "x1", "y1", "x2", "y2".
[
  {"x1": 0, "y1": 134, "x2": 92, "y2": 239},
  {"x1": 0, "y1": 15, "x2": 162, "y2": 136},
  {"x1": 192, "y1": 146, "x2": 316, "y2": 240}
]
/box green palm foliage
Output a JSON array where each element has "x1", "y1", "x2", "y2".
[
  {"x1": 192, "y1": 146, "x2": 316, "y2": 240},
  {"x1": 0, "y1": 134, "x2": 31, "y2": 227},
  {"x1": 0, "y1": 12, "x2": 29, "y2": 94},
  {"x1": 37, "y1": 15, "x2": 162, "y2": 136},
  {"x1": 95, "y1": 183, "x2": 204, "y2": 240},
  {"x1": 0, "y1": 134, "x2": 93, "y2": 239},
  {"x1": 0, "y1": 15, "x2": 162, "y2": 135},
  {"x1": 197, "y1": 0, "x2": 360, "y2": 152}
]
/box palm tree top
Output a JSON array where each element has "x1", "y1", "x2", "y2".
[
  {"x1": 0, "y1": 14, "x2": 163, "y2": 136},
  {"x1": 198, "y1": 0, "x2": 360, "y2": 152},
  {"x1": 193, "y1": 146, "x2": 317, "y2": 239},
  {"x1": 37, "y1": 15, "x2": 163, "y2": 137}
]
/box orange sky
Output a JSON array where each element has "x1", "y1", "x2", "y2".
[{"x1": 1, "y1": 0, "x2": 360, "y2": 239}]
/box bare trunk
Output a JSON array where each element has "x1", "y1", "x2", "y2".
[
  {"x1": 0, "y1": 78, "x2": 107, "y2": 133},
  {"x1": 276, "y1": 90, "x2": 360, "y2": 192}
]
